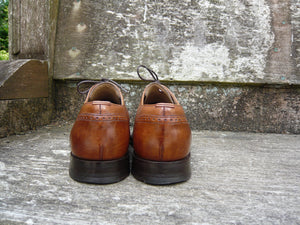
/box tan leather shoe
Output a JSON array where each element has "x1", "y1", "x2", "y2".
[
  {"x1": 69, "y1": 79, "x2": 130, "y2": 184},
  {"x1": 132, "y1": 66, "x2": 191, "y2": 185}
]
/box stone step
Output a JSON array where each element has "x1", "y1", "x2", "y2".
[{"x1": 0, "y1": 123, "x2": 299, "y2": 224}]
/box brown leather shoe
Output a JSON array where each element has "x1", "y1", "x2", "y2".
[
  {"x1": 132, "y1": 66, "x2": 191, "y2": 185},
  {"x1": 69, "y1": 79, "x2": 130, "y2": 184}
]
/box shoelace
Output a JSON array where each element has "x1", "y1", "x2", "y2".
[
  {"x1": 137, "y1": 65, "x2": 160, "y2": 83},
  {"x1": 77, "y1": 65, "x2": 159, "y2": 94},
  {"x1": 77, "y1": 78, "x2": 128, "y2": 94}
]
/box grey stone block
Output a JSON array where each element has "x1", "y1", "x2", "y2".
[{"x1": 0, "y1": 124, "x2": 299, "y2": 224}]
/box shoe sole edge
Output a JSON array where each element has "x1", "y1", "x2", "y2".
[
  {"x1": 131, "y1": 153, "x2": 191, "y2": 185},
  {"x1": 69, "y1": 153, "x2": 130, "y2": 184}
]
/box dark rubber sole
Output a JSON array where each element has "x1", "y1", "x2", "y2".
[
  {"x1": 131, "y1": 153, "x2": 191, "y2": 185},
  {"x1": 69, "y1": 153, "x2": 130, "y2": 184}
]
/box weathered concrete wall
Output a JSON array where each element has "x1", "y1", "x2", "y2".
[
  {"x1": 0, "y1": 0, "x2": 60, "y2": 137},
  {"x1": 9, "y1": 0, "x2": 48, "y2": 60},
  {"x1": 291, "y1": 0, "x2": 300, "y2": 80},
  {"x1": 4, "y1": 0, "x2": 299, "y2": 135},
  {"x1": 51, "y1": 0, "x2": 300, "y2": 134},
  {"x1": 55, "y1": 80, "x2": 300, "y2": 134},
  {"x1": 54, "y1": 0, "x2": 299, "y2": 85},
  {"x1": 0, "y1": 60, "x2": 50, "y2": 137},
  {"x1": 0, "y1": 98, "x2": 53, "y2": 137}
]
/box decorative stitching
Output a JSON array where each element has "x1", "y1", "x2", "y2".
[
  {"x1": 135, "y1": 115, "x2": 188, "y2": 124},
  {"x1": 77, "y1": 113, "x2": 128, "y2": 122}
]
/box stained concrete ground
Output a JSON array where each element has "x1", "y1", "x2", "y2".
[{"x1": 0, "y1": 122, "x2": 299, "y2": 225}]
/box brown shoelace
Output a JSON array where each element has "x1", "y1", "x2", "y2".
[{"x1": 137, "y1": 65, "x2": 160, "y2": 83}]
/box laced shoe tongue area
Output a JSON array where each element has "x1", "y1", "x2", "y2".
[
  {"x1": 88, "y1": 83, "x2": 121, "y2": 104},
  {"x1": 144, "y1": 84, "x2": 174, "y2": 104}
]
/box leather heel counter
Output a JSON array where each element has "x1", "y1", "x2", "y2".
[
  {"x1": 160, "y1": 121, "x2": 191, "y2": 161},
  {"x1": 70, "y1": 103, "x2": 130, "y2": 160},
  {"x1": 133, "y1": 113, "x2": 191, "y2": 161}
]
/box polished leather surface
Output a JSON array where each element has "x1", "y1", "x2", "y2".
[
  {"x1": 70, "y1": 82, "x2": 130, "y2": 160},
  {"x1": 133, "y1": 82, "x2": 191, "y2": 161}
]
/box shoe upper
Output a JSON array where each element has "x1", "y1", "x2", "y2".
[
  {"x1": 133, "y1": 81, "x2": 192, "y2": 161},
  {"x1": 70, "y1": 82, "x2": 130, "y2": 160}
]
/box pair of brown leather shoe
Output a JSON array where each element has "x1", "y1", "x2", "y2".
[{"x1": 69, "y1": 66, "x2": 192, "y2": 185}]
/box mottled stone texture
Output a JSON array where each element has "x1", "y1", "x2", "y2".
[
  {"x1": 9, "y1": 0, "x2": 49, "y2": 60},
  {"x1": 3, "y1": 0, "x2": 299, "y2": 136},
  {"x1": 54, "y1": 80, "x2": 300, "y2": 134},
  {"x1": 0, "y1": 0, "x2": 60, "y2": 138},
  {"x1": 54, "y1": 0, "x2": 299, "y2": 85},
  {"x1": 0, "y1": 98, "x2": 53, "y2": 137},
  {"x1": 51, "y1": 0, "x2": 300, "y2": 134},
  {"x1": 291, "y1": 0, "x2": 300, "y2": 79},
  {"x1": 1, "y1": 124, "x2": 300, "y2": 224},
  {"x1": 8, "y1": 0, "x2": 60, "y2": 61},
  {"x1": 0, "y1": 60, "x2": 53, "y2": 138}
]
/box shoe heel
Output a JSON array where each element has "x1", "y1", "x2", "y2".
[
  {"x1": 132, "y1": 153, "x2": 191, "y2": 185},
  {"x1": 69, "y1": 153, "x2": 130, "y2": 184}
]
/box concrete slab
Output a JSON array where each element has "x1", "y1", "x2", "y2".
[{"x1": 0, "y1": 123, "x2": 299, "y2": 224}]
